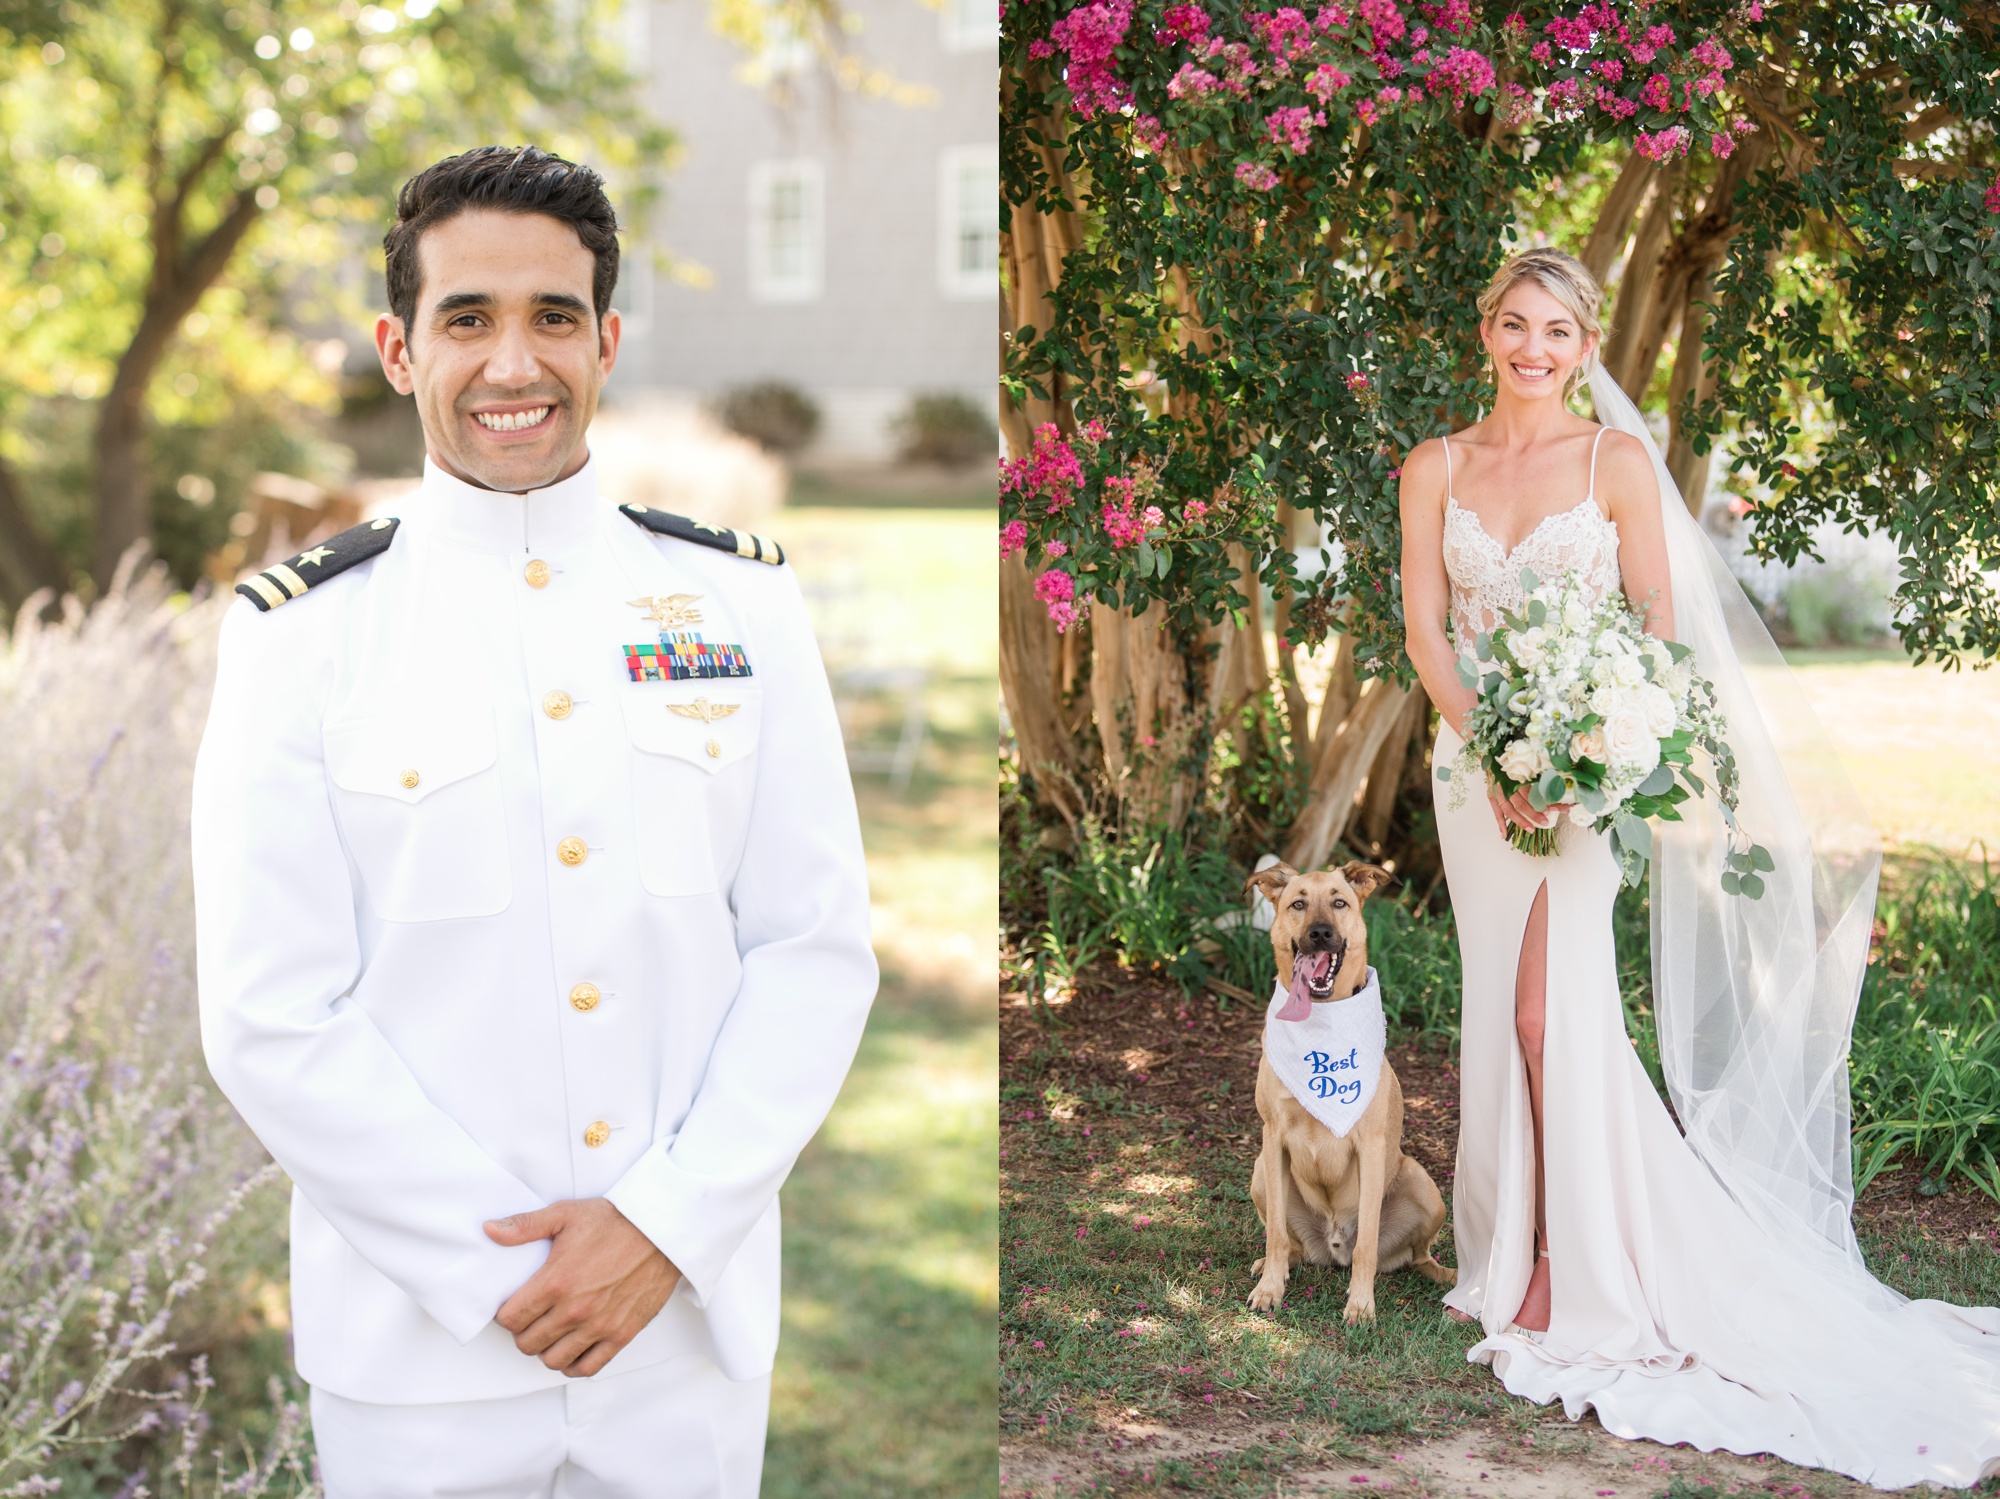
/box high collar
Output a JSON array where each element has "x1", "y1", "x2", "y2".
[{"x1": 414, "y1": 454, "x2": 603, "y2": 556}]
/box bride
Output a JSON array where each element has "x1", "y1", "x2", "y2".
[{"x1": 1396, "y1": 248, "x2": 2000, "y2": 1488}]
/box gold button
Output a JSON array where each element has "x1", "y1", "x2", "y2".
[
  {"x1": 569, "y1": 982, "x2": 601, "y2": 1013},
  {"x1": 583, "y1": 1121, "x2": 610, "y2": 1149},
  {"x1": 542, "y1": 690, "x2": 573, "y2": 720},
  {"x1": 524, "y1": 558, "x2": 551, "y2": 588},
  {"x1": 706, "y1": 738, "x2": 721, "y2": 758},
  {"x1": 556, "y1": 836, "x2": 588, "y2": 867},
  {"x1": 400, "y1": 769, "x2": 420, "y2": 789}
]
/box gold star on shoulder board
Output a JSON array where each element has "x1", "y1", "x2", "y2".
[
  {"x1": 692, "y1": 520, "x2": 731, "y2": 537},
  {"x1": 296, "y1": 545, "x2": 335, "y2": 567},
  {"x1": 627, "y1": 593, "x2": 704, "y2": 627},
  {"x1": 667, "y1": 697, "x2": 741, "y2": 724}
]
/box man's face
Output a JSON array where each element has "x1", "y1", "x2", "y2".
[{"x1": 374, "y1": 208, "x2": 621, "y2": 493}]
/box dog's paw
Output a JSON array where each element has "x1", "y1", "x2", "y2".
[
  {"x1": 1247, "y1": 1280, "x2": 1286, "y2": 1312},
  {"x1": 1342, "y1": 1293, "x2": 1377, "y2": 1324}
]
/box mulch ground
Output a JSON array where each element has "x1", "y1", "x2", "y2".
[{"x1": 1003, "y1": 961, "x2": 1999, "y2": 1238}]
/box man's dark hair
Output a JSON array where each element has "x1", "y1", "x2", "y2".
[{"x1": 383, "y1": 145, "x2": 620, "y2": 338}]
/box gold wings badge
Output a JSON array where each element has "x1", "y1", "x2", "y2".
[
  {"x1": 667, "y1": 697, "x2": 741, "y2": 724},
  {"x1": 628, "y1": 593, "x2": 704, "y2": 627}
]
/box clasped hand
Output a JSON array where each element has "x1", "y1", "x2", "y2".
[
  {"x1": 484, "y1": 1198, "x2": 681, "y2": 1378},
  {"x1": 1488, "y1": 779, "x2": 1570, "y2": 836}
]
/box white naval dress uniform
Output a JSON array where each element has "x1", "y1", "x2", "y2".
[{"x1": 190, "y1": 458, "x2": 877, "y2": 1496}]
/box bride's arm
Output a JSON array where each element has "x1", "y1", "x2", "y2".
[
  {"x1": 1398, "y1": 439, "x2": 1478, "y2": 737},
  {"x1": 1601, "y1": 430, "x2": 1677, "y2": 641}
]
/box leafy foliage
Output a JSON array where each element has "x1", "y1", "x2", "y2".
[{"x1": 1002, "y1": 0, "x2": 2000, "y2": 671}]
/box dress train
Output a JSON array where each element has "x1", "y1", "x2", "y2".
[{"x1": 1434, "y1": 718, "x2": 2000, "y2": 1489}]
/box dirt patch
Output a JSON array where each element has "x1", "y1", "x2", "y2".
[{"x1": 1002, "y1": 1417, "x2": 1884, "y2": 1498}]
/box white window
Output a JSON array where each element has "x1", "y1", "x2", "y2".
[
  {"x1": 938, "y1": 146, "x2": 999, "y2": 300},
  {"x1": 748, "y1": 159, "x2": 823, "y2": 304},
  {"x1": 611, "y1": 243, "x2": 654, "y2": 335},
  {"x1": 939, "y1": 0, "x2": 998, "y2": 51}
]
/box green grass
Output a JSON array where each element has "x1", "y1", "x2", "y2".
[{"x1": 763, "y1": 513, "x2": 999, "y2": 1498}]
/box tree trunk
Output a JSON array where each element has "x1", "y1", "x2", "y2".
[
  {"x1": 1355, "y1": 686, "x2": 1428, "y2": 856},
  {"x1": 1579, "y1": 152, "x2": 1658, "y2": 286},
  {"x1": 1664, "y1": 270, "x2": 1717, "y2": 517},
  {"x1": 1603, "y1": 160, "x2": 1686, "y2": 398},
  {"x1": 1282, "y1": 676, "x2": 1414, "y2": 872},
  {"x1": 0, "y1": 456, "x2": 66, "y2": 611},
  {"x1": 91, "y1": 189, "x2": 262, "y2": 588},
  {"x1": 1000, "y1": 554, "x2": 1083, "y2": 821}
]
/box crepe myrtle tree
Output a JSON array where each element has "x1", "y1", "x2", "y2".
[{"x1": 1001, "y1": 0, "x2": 2000, "y2": 857}]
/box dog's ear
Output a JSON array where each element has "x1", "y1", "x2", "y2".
[
  {"x1": 1246, "y1": 861, "x2": 1299, "y2": 905},
  {"x1": 1340, "y1": 861, "x2": 1398, "y2": 901}
]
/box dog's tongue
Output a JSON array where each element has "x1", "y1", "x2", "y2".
[{"x1": 1276, "y1": 951, "x2": 1333, "y2": 1022}]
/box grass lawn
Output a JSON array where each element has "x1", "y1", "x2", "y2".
[{"x1": 763, "y1": 508, "x2": 999, "y2": 1498}]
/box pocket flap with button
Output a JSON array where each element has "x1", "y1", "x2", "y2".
[
  {"x1": 620, "y1": 687, "x2": 762, "y2": 774},
  {"x1": 325, "y1": 708, "x2": 500, "y2": 804}
]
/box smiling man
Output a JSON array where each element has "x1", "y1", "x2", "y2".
[{"x1": 190, "y1": 146, "x2": 876, "y2": 1497}]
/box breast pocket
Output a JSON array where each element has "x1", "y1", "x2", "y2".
[
  {"x1": 620, "y1": 687, "x2": 763, "y2": 898},
  {"x1": 323, "y1": 707, "x2": 511, "y2": 922}
]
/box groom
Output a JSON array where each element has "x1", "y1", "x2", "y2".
[{"x1": 190, "y1": 146, "x2": 876, "y2": 1496}]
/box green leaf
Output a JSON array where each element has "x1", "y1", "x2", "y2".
[
  {"x1": 1721, "y1": 870, "x2": 1742, "y2": 895},
  {"x1": 1518, "y1": 567, "x2": 1541, "y2": 593},
  {"x1": 1738, "y1": 872, "x2": 1766, "y2": 899},
  {"x1": 1637, "y1": 764, "x2": 1675, "y2": 797},
  {"x1": 1749, "y1": 844, "x2": 1775, "y2": 873}
]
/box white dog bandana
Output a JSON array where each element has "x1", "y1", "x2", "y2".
[{"x1": 1263, "y1": 966, "x2": 1386, "y2": 1139}]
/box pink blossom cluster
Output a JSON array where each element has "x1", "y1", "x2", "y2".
[
  {"x1": 1418, "y1": 0, "x2": 1473, "y2": 35},
  {"x1": 1595, "y1": 85, "x2": 1638, "y2": 119},
  {"x1": 1046, "y1": 539, "x2": 1070, "y2": 557},
  {"x1": 1346, "y1": 372, "x2": 1370, "y2": 391},
  {"x1": 1099, "y1": 477, "x2": 1164, "y2": 550},
  {"x1": 1305, "y1": 62, "x2": 1352, "y2": 101},
  {"x1": 1501, "y1": 11, "x2": 1528, "y2": 41},
  {"x1": 1357, "y1": 0, "x2": 1406, "y2": 47},
  {"x1": 1133, "y1": 114, "x2": 1169, "y2": 152},
  {"x1": 1235, "y1": 160, "x2": 1282, "y2": 191},
  {"x1": 1047, "y1": 0, "x2": 1133, "y2": 117},
  {"x1": 1640, "y1": 72, "x2": 1671, "y2": 110},
  {"x1": 1185, "y1": 499, "x2": 1210, "y2": 520},
  {"x1": 1000, "y1": 519, "x2": 1028, "y2": 559},
  {"x1": 1168, "y1": 62, "x2": 1222, "y2": 98},
  {"x1": 1034, "y1": 568, "x2": 1081, "y2": 632},
  {"x1": 1265, "y1": 104, "x2": 1326, "y2": 154},
  {"x1": 1428, "y1": 46, "x2": 1496, "y2": 106},
  {"x1": 1154, "y1": 2, "x2": 1211, "y2": 47},
  {"x1": 1634, "y1": 124, "x2": 1692, "y2": 161},
  {"x1": 1000, "y1": 423, "x2": 1086, "y2": 513},
  {"x1": 1986, "y1": 174, "x2": 2000, "y2": 214},
  {"x1": 1249, "y1": 6, "x2": 1316, "y2": 64}
]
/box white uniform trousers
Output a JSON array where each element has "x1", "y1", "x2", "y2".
[{"x1": 310, "y1": 1354, "x2": 771, "y2": 1499}]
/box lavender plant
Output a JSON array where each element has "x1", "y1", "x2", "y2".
[{"x1": 0, "y1": 557, "x2": 314, "y2": 1496}]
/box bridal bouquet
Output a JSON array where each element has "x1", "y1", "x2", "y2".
[{"x1": 1437, "y1": 566, "x2": 1773, "y2": 896}]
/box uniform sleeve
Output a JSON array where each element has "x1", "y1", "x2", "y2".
[
  {"x1": 191, "y1": 597, "x2": 550, "y2": 1344},
  {"x1": 605, "y1": 564, "x2": 877, "y2": 1304}
]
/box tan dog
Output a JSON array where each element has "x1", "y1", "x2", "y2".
[{"x1": 1244, "y1": 861, "x2": 1455, "y2": 1322}]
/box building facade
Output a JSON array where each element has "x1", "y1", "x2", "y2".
[{"x1": 614, "y1": 0, "x2": 997, "y2": 462}]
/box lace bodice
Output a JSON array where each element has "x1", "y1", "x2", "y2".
[{"x1": 1440, "y1": 431, "x2": 1622, "y2": 656}]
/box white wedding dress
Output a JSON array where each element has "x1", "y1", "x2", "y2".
[{"x1": 1429, "y1": 414, "x2": 2000, "y2": 1489}]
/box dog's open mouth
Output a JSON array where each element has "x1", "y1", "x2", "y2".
[{"x1": 1275, "y1": 940, "x2": 1347, "y2": 1022}]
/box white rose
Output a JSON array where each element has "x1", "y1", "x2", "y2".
[
  {"x1": 1611, "y1": 653, "x2": 1646, "y2": 688},
  {"x1": 1563, "y1": 600, "x2": 1590, "y2": 630},
  {"x1": 1640, "y1": 683, "x2": 1678, "y2": 737},
  {"x1": 1664, "y1": 660, "x2": 1693, "y2": 700},
  {"x1": 1512, "y1": 626, "x2": 1548, "y2": 669},
  {"x1": 1601, "y1": 706, "x2": 1661, "y2": 774},
  {"x1": 1590, "y1": 659, "x2": 1614, "y2": 688},
  {"x1": 1570, "y1": 727, "x2": 1606, "y2": 762},
  {"x1": 1498, "y1": 738, "x2": 1548, "y2": 783}
]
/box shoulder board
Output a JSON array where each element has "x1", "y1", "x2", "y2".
[
  {"x1": 618, "y1": 504, "x2": 785, "y2": 566},
  {"x1": 236, "y1": 516, "x2": 401, "y2": 612}
]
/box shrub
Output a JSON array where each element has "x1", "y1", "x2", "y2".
[
  {"x1": 714, "y1": 381, "x2": 821, "y2": 455},
  {"x1": 0, "y1": 557, "x2": 310, "y2": 1492},
  {"x1": 1780, "y1": 563, "x2": 1892, "y2": 649},
  {"x1": 892, "y1": 392, "x2": 997, "y2": 467}
]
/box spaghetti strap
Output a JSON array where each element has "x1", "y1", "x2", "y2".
[
  {"x1": 1442, "y1": 434, "x2": 1455, "y2": 501},
  {"x1": 1586, "y1": 427, "x2": 1606, "y2": 503}
]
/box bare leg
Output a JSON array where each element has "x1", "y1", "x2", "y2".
[{"x1": 1512, "y1": 882, "x2": 1552, "y2": 1332}]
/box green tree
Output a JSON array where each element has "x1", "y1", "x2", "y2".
[
  {"x1": 0, "y1": 0, "x2": 672, "y2": 603},
  {"x1": 1000, "y1": 0, "x2": 1999, "y2": 858}
]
